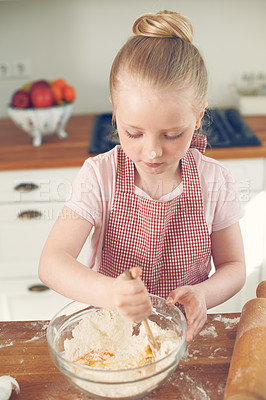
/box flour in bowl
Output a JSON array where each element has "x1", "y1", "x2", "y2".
[{"x1": 64, "y1": 309, "x2": 180, "y2": 369}]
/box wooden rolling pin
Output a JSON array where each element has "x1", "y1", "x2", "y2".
[
  {"x1": 256, "y1": 280, "x2": 266, "y2": 299},
  {"x1": 224, "y1": 281, "x2": 266, "y2": 400}
]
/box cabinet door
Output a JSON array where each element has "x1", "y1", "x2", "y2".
[{"x1": 0, "y1": 278, "x2": 71, "y2": 321}]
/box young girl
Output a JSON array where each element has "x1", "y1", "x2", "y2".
[{"x1": 39, "y1": 10, "x2": 246, "y2": 341}]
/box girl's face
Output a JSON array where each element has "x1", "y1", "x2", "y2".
[{"x1": 113, "y1": 77, "x2": 207, "y2": 180}]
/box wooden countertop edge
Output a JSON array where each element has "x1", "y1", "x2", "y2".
[
  {"x1": 0, "y1": 158, "x2": 88, "y2": 171},
  {"x1": 0, "y1": 114, "x2": 265, "y2": 171},
  {"x1": 2, "y1": 150, "x2": 265, "y2": 171},
  {"x1": 0, "y1": 146, "x2": 265, "y2": 171},
  {"x1": 204, "y1": 144, "x2": 266, "y2": 160}
]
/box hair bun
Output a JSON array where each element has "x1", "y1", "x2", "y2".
[
  {"x1": 132, "y1": 11, "x2": 193, "y2": 43},
  {"x1": 132, "y1": 10, "x2": 193, "y2": 43}
]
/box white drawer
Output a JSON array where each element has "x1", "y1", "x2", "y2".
[
  {"x1": 0, "y1": 277, "x2": 71, "y2": 321},
  {"x1": 0, "y1": 201, "x2": 91, "y2": 278},
  {"x1": 0, "y1": 202, "x2": 64, "y2": 277},
  {"x1": 0, "y1": 167, "x2": 79, "y2": 203},
  {"x1": 220, "y1": 158, "x2": 264, "y2": 192}
]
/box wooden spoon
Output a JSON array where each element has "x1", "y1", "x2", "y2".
[{"x1": 123, "y1": 269, "x2": 160, "y2": 355}]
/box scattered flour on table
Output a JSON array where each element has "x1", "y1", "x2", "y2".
[
  {"x1": 181, "y1": 346, "x2": 200, "y2": 361},
  {"x1": 213, "y1": 315, "x2": 240, "y2": 329},
  {"x1": 170, "y1": 372, "x2": 210, "y2": 400},
  {"x1": 196, "y1": 385, "x2": 210, "y2": 400},
  {"x1": 30, "y1": 321, "x2": 49, "y2": 329},
  {"x1": 199, "y1": 325, "x2": 218, "y2": 337},
  {"x1": 0, "y1": 339, "x2": 14, "y2": 348},
  {"x1": 24, "y1": 321, "x2": 49, "y2": 342},
  {"x1": 25, "y1": 335, "x2": 43, "y2": 342}
]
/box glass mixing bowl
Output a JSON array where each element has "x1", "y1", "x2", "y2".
[{"x1": 47, "y1": 294, "x2": 187, "y2": 400}]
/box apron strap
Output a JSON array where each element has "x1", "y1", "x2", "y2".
[{"x1": 190, "y1": 132, "x2": 207, "y2": 154}]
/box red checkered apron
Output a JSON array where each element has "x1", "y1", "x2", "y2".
[{"x1": 99, "y1": 133, "x2": 211, "y2": 299}]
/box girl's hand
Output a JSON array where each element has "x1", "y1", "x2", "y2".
[
  {"x1": 112, "y1": 267, "x2": 152, "y2": 323},
  {"x1": 166, "y1": 285, "x2": 207, "y2": 342}
]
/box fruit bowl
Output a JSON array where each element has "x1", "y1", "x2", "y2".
[
  {"x1": 7, "y1": 102, "x2": 74, "y2": 147},
  {"x1": 47, "y1": 294, "x2": 187, "y2": 400}
]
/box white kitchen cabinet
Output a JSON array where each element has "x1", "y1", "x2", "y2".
[
  {"x1": 0, "y1": 277, "x2": 71, "y2": 321},
  {"x1": 0, "y1": 201, "x2": 64, "y2": 278},
  {"x1": 0, "y1": 168, "x2": 75, "y2": 203},
  {"x1": 0, "y1": 167, "x2": 91, "y2": 320},
  {"x1": 209, "y1": 158, "x2": 266, "y2": 313}
]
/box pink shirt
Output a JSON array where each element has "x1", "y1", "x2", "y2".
[{"x1": 65, "y1": 146, "x2": 244, "y2": 270}]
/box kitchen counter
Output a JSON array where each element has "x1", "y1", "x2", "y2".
[
  {"x1": 0, "y1": 114, "x2": 266, "y2": 171},
  {"x1": 0, "y1": 313, "x2": 240, "y2": 400}
]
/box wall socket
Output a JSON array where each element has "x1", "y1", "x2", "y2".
[
  {"x1": 0, "y1": 58, "x2": 32, "y2": 80},
  {"x1": 0, "y1": 61, "x2": 11, "y2": 79}
]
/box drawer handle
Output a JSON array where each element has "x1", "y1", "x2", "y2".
[
  {"x1": 17, "y1": 210, "x2": 42, "y2": 219},
  {"x1": 14, "y1": 183, "x2": 39, "y2": 192},
  {"x1": 28, "y1": 284, "x2": 50, "y2": 292}
]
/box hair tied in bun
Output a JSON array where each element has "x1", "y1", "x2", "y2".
[{"x1": 132, "y1": 10, "x2": 193, "y2": 43}]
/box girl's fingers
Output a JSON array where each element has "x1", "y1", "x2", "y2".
[
  {"x1": 166, "y1": 286, "x2": 190, "y2": 305},
  {"x1": 166, "y1": 286, "x2": 207, "y2": 341},
  {"x1": 113, "y1": 267, "x2": 152, "y2": 322},
  {"x1": 166, "y1": 297, "x2": 175, "y2": 305},
  {"x1": 185, "y1": 306, "x2": 207, "y2": 341},
  {"x1": 114, "y1": 276, "x2": 145, "y2": 296},
  {"x1": 117, "y1": 302, "x2": 152, "y2": 322},
  {"x1": 130, "y1": 266, "x2": 142, "y2": 279},
  {"x1": 115, "y1": 293, "x2": 152, "y2": 322},
  {"x1": 187, "y1": 317, "x2": 206, "y2": 341},
  {"x1": 114, "y1": 289, "x2": 151, "y2": 308}
]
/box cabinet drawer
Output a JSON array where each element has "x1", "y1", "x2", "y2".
[
  {"x1": 0, "y1": 201, "x2": 63, "y2": 265},
  {"x1": 0, "y1": 201, "x2": 91, "y2": 278},
  {"x1": 0, "y1": 277, "x2": 71, "y2": 321},
  {"x1": 0, "y1": 167, "x2": 79, "y2": 203}
]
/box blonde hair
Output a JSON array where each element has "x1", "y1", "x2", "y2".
[{"x1": 110, "y1": 10, "x2": 208, "y2": 114}]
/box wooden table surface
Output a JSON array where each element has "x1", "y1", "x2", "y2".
[
  {"x1": 0, "y1": 313, "x2": 240, "y2": 400},
  {"x1": 0, "y1": 113, "x2": 266, "y2": 171}
]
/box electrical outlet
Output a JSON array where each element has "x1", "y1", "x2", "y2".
[
  {"x1": 0, "y1": 60, "x2": 11, "y2": 79},
  {"x1": 12, "y1": 58, "x2": 32, "y2": 78}
]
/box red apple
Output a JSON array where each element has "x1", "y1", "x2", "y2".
[
  {"x1": 31, "y1": 87, "x2": 54, "y2": 108},
  {"x1": 30, "y1": 79, "x2": 50, "y2": 93},
  {"x1": 11, "y1": 90, "x2": 31, "y2": 108}
]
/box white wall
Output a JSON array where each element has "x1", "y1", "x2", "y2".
[{"x1": 1, "y1": 0, "x2": 266, "y2": 117}]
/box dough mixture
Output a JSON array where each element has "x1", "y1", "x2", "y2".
[{"x1": 64, "y1": 309, "x2": 180, "y2": 369}]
